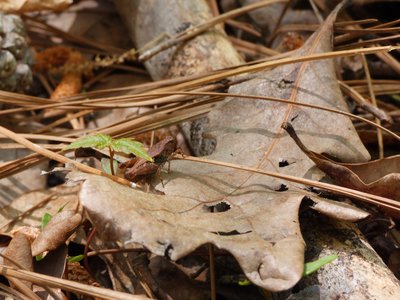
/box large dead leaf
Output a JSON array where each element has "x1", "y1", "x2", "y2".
[{"x1": 74, "y1": 2, "x2": 371, "y2": 292}]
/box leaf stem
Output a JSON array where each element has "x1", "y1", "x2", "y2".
[{"x1": 109, "y1": 146, "x2": 115, "y2": 175}]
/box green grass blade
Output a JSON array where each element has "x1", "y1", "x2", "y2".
[
  {"x1": 68, "y1": 254, "x2": 85, "y2": 263},
  {"x1": 303, "y1": 254, "x2": 338, "y2": 276}
]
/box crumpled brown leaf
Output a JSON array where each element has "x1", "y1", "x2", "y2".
[
  {"x1": 31, "y1": 210, "x2": 82, "y2": 257},
  {"x1": 283, "y1": 121, "x2": 400, "y2": 202},
  {"x1": 0, "y1": 0, "x2": 71, "y2": 13},
  {"x1": 73, "y1": 1, "x2": 370, "y2": 292},
  {"x1": 71, "y1": 170, "x2": 368, "y2": 291},
  {"x1": 3, "y1": 231, "x2": 33, "y2": 289}
]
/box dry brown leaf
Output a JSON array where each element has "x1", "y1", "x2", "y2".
[
  {"x1": 71, "y1": 170, "x2": 367, "y2": 292},
  {"x1": 72, "y1": 2, "x2": 371, "y2": 292},
  {"x1": 0, "y1": 185, "x2": 80, "y2": 234},
  {"x1": 0, "y1": 0, "x2": 71, "y2": 13},
  {"x1": 284, "y1": 121, "x2": 400, "y2": 203},
  {"x1": 3, "y1": 231, "x2": 33, "y2": 289},
  {"x1": 0, "y1": 147, "x2": 47, "y2": 205},
  {"x1": 11, "y1": 226, "x2": 40, "y2": 243},
  {"x1": 31, "y1": 210, "x2": 82, "y2": 257}
]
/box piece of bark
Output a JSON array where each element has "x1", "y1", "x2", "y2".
[
  {"x1": 114, "y1": 0, "x2": 243, "y2": 156},
  {"x1": 114, "y1": 0, "x2": 242, "y2": 80}
]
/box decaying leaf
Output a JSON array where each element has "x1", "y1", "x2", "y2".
[
  {"x1": 0, "y1": 0, "x2": 72, "y2": 13},
  {"x1": 31, "y1": 210, "x2": 82, "y2": 256},
  {"x1": 72, "y1": 169, "x2": 367, "y2": 292},
  {"x1": 3, "y1": 231, "x2": 33, "y2": 289},
  {"x1": 160, "y1": 1, "x2": 368, "y2": 290},
  {"x1": 283, "y1": 121, "x2": 400, "y2": 202},
  {"x1": 72, "y1": 2, "x2": 371, "y2": 292},
  {"x1": 0, "y1": 185, "x2": 80, "y2": 234}
]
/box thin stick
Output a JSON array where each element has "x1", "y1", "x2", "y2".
[
  {"x1": 338, "y1": 81, "x2": 391, "y2": 122},
  {"x1": 0, "y1": 282, "x2": 28, "y2": 300},
  {"x1": 84, "y1": 228, "x2": 97, "y2": 276},
  {"x1": 0, "y1": 253, "x2": 61, "y2": 300},
  {"x1": 108, "y1": 147, "x2": 115, "y2": 176},
  {"x1": 0, "y1": 126, "x2": 135, "y2": 188},
  {"x1": 226, "y1": 19, "x2": 261, "y2": 37},
  {"x1": 267, "y1": 0, "x2": 292, "y2": 46},
  {"x1": 0, "y1": 265, "x2": 149, "y2": 300},
  {"x1": 309, "y1": 0, "x2": 324, "y2": 23}
]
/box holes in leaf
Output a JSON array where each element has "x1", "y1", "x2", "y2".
[
  {"x1": 210, "y1": 230, "x2": 252, "y2": 236},
  {"x1": 203, "y1": 201, "x2": 231, "y2": 213},
  {"x1": 278, "y1": 159, "x2": 289, "y2": 167},
  {"x1": 164, "y1": 244, "x2": 174, "y2": 259},
  {"x1": 276, "y1": 184, "x2": 288, "y2": 192}
]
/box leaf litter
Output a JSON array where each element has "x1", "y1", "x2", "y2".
[
  {"x1": 1, "y1": 1, "x2": 399, "y2": 298},
  {"x1": 283, "y1": 121, "x2": 400, "y2": 204},
  {"x1": 70, "y1": 1, "x2": 373, "y2": 292},
  {"x1": 31, "y1": 209, "x2": 82, "y2": 257}
]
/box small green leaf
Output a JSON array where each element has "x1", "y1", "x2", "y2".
[
  {"x1": 101, "y1": 158, "x2": 119, "y2": 175},
  {"x1": 63, "y1": 134, "x2": 112, "y2": 151},
  {"x1": 111, "y1": 138, "x2": 153, "y2": 162},
  {"x1": 68, "y1": 254, "x2": 85, "y2": 263},
  {"x1": 303, "y1": 254, "x2": 338, "y2": 276},
  {"x1": 41, "y1": 213, "x2": 53, "y2": 230},
  {"x1": 238, "y1": 279, "x2": 252, "y2": 286},
  {"x1": 35, "y1": 254, "x2": 44, "y2": 261},
  {"x1": 391, "y1": 94, "x2": 400, "y2": 104}
]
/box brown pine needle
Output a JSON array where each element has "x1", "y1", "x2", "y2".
[
  {"x1": 0, "y1": 265, "x2": 149, "y2": 300},
  {"x1": 361, "y1": 54, "x2": 384, "y2": 158},
  {"x1": 173, "y1": 154, "x2": 400, "y2": 214}
]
